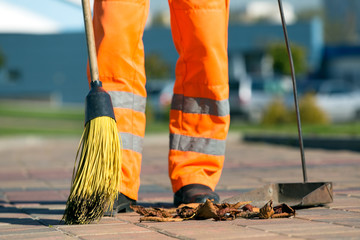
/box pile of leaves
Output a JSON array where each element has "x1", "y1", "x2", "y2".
[{"x1": 131, "y1": 200, "x2": 295, "y2": 222}]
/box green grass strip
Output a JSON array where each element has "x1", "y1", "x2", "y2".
[{"x1": 0, "y1": 105, "x2": 84, "y2": 121}]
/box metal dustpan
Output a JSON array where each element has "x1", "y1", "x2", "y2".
[
  {"x1": 223, "y1": 182, "x2": 333, "y2": 208},
  {"x1": 223, "y1": 0, "x2": 333, "y2": 208}
]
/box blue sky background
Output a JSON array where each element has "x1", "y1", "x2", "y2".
[
  {"x1": 0, "y1": 0, "x2": 322, "y2": 33},
  {"x1": 150, "y1": 0, "x2": 322, "y2": 12}
]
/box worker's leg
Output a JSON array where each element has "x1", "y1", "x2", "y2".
[
  {"x1": 168, "y1": 0, "x2": 230, "y2": 196},
  {"x1": 91, "y1": 0, "x2": 150, "y2": 201}
]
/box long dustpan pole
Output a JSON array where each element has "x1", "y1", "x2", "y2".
[{"x1": 277, "y1": 0, "x2": 308, "y2": 182}]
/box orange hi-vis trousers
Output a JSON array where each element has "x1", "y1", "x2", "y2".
[{"x1": 91, "y1": 0, "x2": 230, "y2": 200}]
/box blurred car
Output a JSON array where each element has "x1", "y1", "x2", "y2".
[
  {"x1": 229, "y1": 77, "x2": 251, "y2": 117},
  {"x1": 148, "y1": 76, "x2": 293, "y2": 122},
  {"x1": 145, "y1": 79, "x2": 174, "y2": 119},
  {"x1": 229, "y1": 76, "x2": 292, "y2": 122},
  {"x1": 158, "y1": 81, "x2": 174, "y2": 110},
  {"x1": 314, "y1": 81, "x2": 360, "y2": 123}
]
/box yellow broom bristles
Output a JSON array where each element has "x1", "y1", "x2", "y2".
[{"x1": 63, "y1": 116, "x2": 122, "y2": 224}]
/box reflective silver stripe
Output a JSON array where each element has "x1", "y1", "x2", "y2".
[
  {"x1": 170, "y1": 133, "x2": 226, "y2": 156},
  {"x1": 119, "y1": 132, "x2": 143, "y2": 153},
  {"x1": 171, "y1": 94, "x2": 229, "y2": 116},
  {"x1": 108, "y1": 91, "x2": 146, "y2": 113}
]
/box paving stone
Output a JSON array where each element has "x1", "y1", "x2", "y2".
[
  {"x1": 140, "y1": 165, "x2": 168, "y2": 175},
  {"x1": 237, "y1": 237, "x2": 302, "y2": 240},
  {"x1": 140, "y1": 174, "x2": 172, "y2": 189},
  {"x1": 217, "y1": 175, "x2": 264, "y2": 191},
  {"x1": 287, "y1": 226, "x2": 360, "y2": 238},
  {"x1": 114, "y1": 213, "x2": 143, "y2": 224},
  {"x1": 0, "y1": 212, "x2": 32, "y2": 219},
  {"x1": 1, "y1": 135, "x2": 360, "y2": 239},
  {"x1": 11, "y1": 203, "x2": 42, "y2": 209},
  {"x1": 140, "y1": 220, "x2": 285, "y2": 239},
  {"x1": 218, "y1": 190, "x2": 251, "y2": 201},
  {"x1": 37, "y1": 204, "x2": 67, "y2": 211},
  {"x1": 332, "y1": 207, "x2": 360, "y2": 213},
  {"x1": 46, "y1": 180, "x2": 72, "y2": 190},
  {"x1": 96, "y1": 217, "x2": 125, "y2": 225},
  {"x1": 330, "y1": 196, "x2": 360, "y2": 211},
  {"x1": 139, "y1": 184, "x2": 170, "y2": 193},
  {"x1": 247, "y1": 219, "x2": 360, "y2": 236},
  {"x1": 5, "y1": 190, "x2": 67, "y2": 203},
  {"x1": 314, "y1": 217, "x2": 360, "y2": 228},
  {"x1": 27, "y1": 169, "x2": 72, "y2": 181},
  {"x1": 335, "y1": 188, "x2": 360, "y2": 197},
  {"x1": 0, "y1": 181, "x2": 49, "y2": 190},
  {"x1": 0, "y1": 230, "x2": 75, "y2": 240},
  {"x1": 138, "y1": 192, "x2": 173, "y2": 203},
  {"x1": 232, "y1": 217, "x2": 309, "y2": 226},
  {"x1": 58, "y1": 223, "x2": 151, "y2": 236},
  {"x1": 304, "y1": 232, "x2": 360, "y2": 240},
  {"x1": 248, "y1": 221, "x2": 334, "y2": 231},
  {"x1": 0, "y1": 170, "x2": 28, "y2": 181},
  {"x1": 0, "y1": 222, "x2": 51, "y2": 235},
  {"x1": 27, "y1": 212, "x2": 64, "y2": 227},
  {"x1": 0, "y1": 204, "x2": 22, "y2": 212},
  {"x1": 297, "y1": 208, "x2": 360, "y2": 220},
  {"x1": 81, "y1": 231, "x2": 175, "y2": 240}
]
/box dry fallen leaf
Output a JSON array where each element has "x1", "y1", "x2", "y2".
[
  {"x1": 232, "y1": 201, "x2": 252, "y2": 209},
  {"x1": 216, "y1": 202, "x2": 245, "y2": 220},
  {"x1": 259, "y1": 200, "x2": 274, "y2": 219},
  {"x1": 242, "y1": 204, "x2": 254, "y2": 212},
  {"x1": 272, "y1": 203, "x2": 296, "y2": 218},
  {"x1": 177, "y1": 206, "x2": 197, "y2": 219},
  {"x1": 140, "y1": 217, "x2": 183, "y2": 222},
  {"x1": 131, "y1": 199, "x2": 295, "y2": 222},
  {"x1": 178, "y1": 203, "x2": 201, "y2": 209},
  {"x1": 131, "y1": 205, "x2": 174, "y2": 218},
  {"x1": 195, "y1": 199, "x2": 219, "y2": 219}
]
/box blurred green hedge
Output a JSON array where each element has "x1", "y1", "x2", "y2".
[{"x1": 261, "y1": 93, "x2": 329, "y2": 125}]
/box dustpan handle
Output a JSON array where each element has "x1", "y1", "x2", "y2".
[
  {"x1": 277, "y1": 0, "x2": 308, "y2": 182},
  {"x1": 82, "y1": 0, "x2": 99, "y2": 83}
]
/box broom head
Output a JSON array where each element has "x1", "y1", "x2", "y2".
[{"x1": 63, "y1": 81, "x2": 122, "y2": 224}]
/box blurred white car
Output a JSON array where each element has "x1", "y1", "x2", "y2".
[
  {"x1": 145, "y1": 79, "x2": 174, "y2": 119},
  {"x1": 158, "y1": 81, "x2": 174, "y2": 110},
  {"x1": 230, "y1": 76, "x2": 292, "y2": 122},
  {"x1": 315, "y1": 81, "x2": 360, "y2": 122},
  {"x1": 150, "y1": 77, "x2": 293, "y2": 122}
]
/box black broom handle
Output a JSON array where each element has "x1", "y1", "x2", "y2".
[
  {"x1": 82, "y1": 0, "x2": 99, "y2": 83},
  {"x1": 277, "y1": 0, "x2": 308, "y2": 182}
]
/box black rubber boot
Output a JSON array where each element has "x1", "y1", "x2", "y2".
[
  {"x1": 173, "y1": 184, "x2": 220, "y2": 207},
  {"x1": 104, "y1": 193, "x2": 136, "y2": 216}
]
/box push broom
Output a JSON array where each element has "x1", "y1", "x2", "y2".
[{"x1": 62, "y1": 0, "x2": 122, "y2": 224}]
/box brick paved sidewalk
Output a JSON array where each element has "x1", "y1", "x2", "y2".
[{"x1": 0, "y1": 134, "x2": 359, "y2": 239}]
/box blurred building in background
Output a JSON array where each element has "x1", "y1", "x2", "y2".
[
  {"x1": 324, "y1": 0, "x2": 360, "y2": 44},
  {"x1": 0, "y1": 0, "x2": 87, "y2": 105},
  {"x1": 0, "y1": 20, "x2": 323, "y2": 104},
  {"x1": 0, "y1": 33, "x2": 88, "y2": 104},
  {"x1": 0, "y1": 0, "x2": 359, "y2": 109}
]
